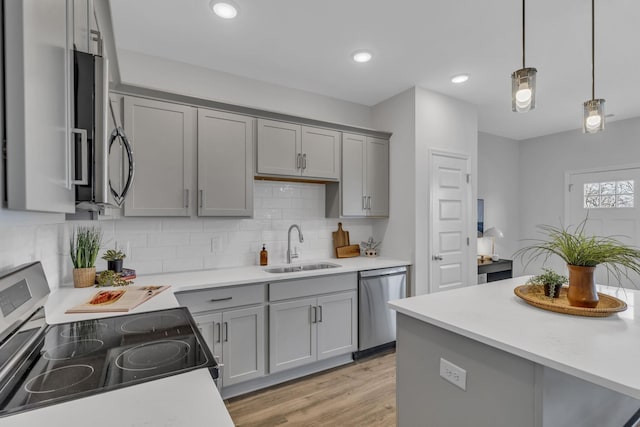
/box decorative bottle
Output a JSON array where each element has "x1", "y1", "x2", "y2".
[{"x1": 260, "y1": 244, "x2": 268, "y2": 266}]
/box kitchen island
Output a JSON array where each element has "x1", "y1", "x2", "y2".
[{"x1": 389, "y1": 277, "x2": 640, "y2": 427}]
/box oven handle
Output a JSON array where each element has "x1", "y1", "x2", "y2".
[{"x1": 0, "y1": 323, "x2": 47, "y2": 394}]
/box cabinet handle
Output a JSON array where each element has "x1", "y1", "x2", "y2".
[
  {"x1": 311, "y1": 306, "x2": 317, "y2": 323},
  {"x1": 223, "y1": 322, "x2": 229, "y2": 342},
  {"x1": 362, "y1": 196, "x2": 366, "y2": 210},
  {"x1": 216, "y1": 322, "x2": 222, "y2": 343},
  {"x1": 210, "y1": 297, "x2": 233, "y2": 302},
  {"x1": 184, "y1": 189, "x2": 189, "y2": 208},
  {"x1": 199, "y1": 189, "x2": 204, "y2": 208},
  {"x1": 89, "y1": 29, "x2": 103, "y2": 56},
  {"x1": 318, "y1": 305, "x2": 323, "y2": 323},
  {"x1": 367, "y1": 196, "x2": 372, "y2": 210},
  {"x1": 296, "y1": 153, "x2": 302, "y2": 169},
  {"x1": 302, "y1": 153, "x2": 307, "y2": 170},
  {"x1": 69, "y1": 128, "x2": 89, "y2": 186}
]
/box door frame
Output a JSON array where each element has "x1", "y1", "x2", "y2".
[
  {"x1": 428, "y1": 149, "x2": 474, "y2": 293},
  {"x1": 564, "y1": 162, "x2": 640, "y2": 224}
]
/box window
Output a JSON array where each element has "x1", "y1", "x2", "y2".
[{"x1": 584, "y1": 180, "x2": 634, "y2": 208}]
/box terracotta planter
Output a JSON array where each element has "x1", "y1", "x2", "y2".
[
  {"x1": 567, "y1": 265, "x2": 599, "y2": 308},
  {"x1": 73, "y1": 267, "x2": 96, "y2": 288}
]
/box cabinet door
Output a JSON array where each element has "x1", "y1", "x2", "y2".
[
  {"x1": 256, "y1": 119, "x2": 301, "y2": 176},
  {"x1": 72, "y1": 0, "x2": 93, "y2": 53},
  {"x1": 193, "y1": 312, "x2": 223, "y2": 365},
  {"x1": 341, "y1": 133, "x2": 367, "y2": 216},
  {"x1": 269, "y1": 298, "x2": 317, "y2": 373},
  {"x1": 198, "y1": 109, "x2": 254, "y2": 217},
  {"x1": 5, "y1": 0, "x2": 75, "y2": 213},
  {"x1": 366, "y1": 137, "x2": 390, "y2": 217},
  {"x1": 317, "y1": 291, "x2": 358, "y2": 360},
  {"x1": 223, "y1": 306, "x2": 265, "y2": 386},
  {"x1": 300, "y1": 126, "x2": 340, "y2": 180},
  {"x1": 123, "y1": 97, "x2": 196, "y2": 216}
]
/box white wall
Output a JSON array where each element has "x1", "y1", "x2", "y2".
[
  {"x1": 415, "y1": 88, "x2": 478, "y2": 295},
  {"x1": 372, "y1": 87, "x2": 478, "y2": 295},
  {"x1": 477, "y1": 132, "x2": 520, "y2": 262},
  {"x1": 518, "y1": 117, "x2": 640, "y2": 274},
  {"x1": 372, "y1": 87, "x2": 416, "y2": 291},
  {"x1": 118, "y1": 49, "x2": 373, "y2": 130}
]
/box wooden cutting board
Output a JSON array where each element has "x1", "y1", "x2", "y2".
[
  {"x1": 332, "y1": 222, "x2": 350, "y2": 250},
  {"x1": 336, "y1": 244, "x2": 361, "y2": 258},
  {"x1": 66, "y1": 285, "x2": 170, "y2": 313}
]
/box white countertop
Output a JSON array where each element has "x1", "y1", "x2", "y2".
[
  {"x1": 130, "y1": 256, "x2": 411, "y2": 292},
  {"x1": 389, "y1": 277, "x2": 640, "y2": 400}
]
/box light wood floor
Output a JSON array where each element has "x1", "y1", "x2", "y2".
[{"x1": 225, "y1": 351, "x2": 397, "y2": 427}]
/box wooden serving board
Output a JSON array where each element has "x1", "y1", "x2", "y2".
[
  {"x1": 514, "y1": 284, "x2": 627, "y2": 317},
  {"x1": 332, "y1": 222, "x2": 350, "y2": 250},
  {"x1": 66, "y1": 285, "x2": 170, "y2": 313},
  {"x1": 336, "y1": 244, "x2": 361, "y2": 258}
]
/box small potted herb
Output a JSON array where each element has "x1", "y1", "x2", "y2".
[
  {"x1": 526, "y1": 268, "x2": 568, "y2": 298},
  {"x1": 102, "y1": 249, "x2": 126, "y2": 273},
  {"x1": 70, "y1": 226, "x2": 102, "y2": 288}
]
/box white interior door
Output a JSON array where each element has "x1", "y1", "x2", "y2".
[
  {"x1": 567, "y1": 166, "x2": 640, "y2": 288},
  {"x1": 430, "y1": 152, "x2": 471, "y2": 293}
]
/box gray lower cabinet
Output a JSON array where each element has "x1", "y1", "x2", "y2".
[
  {"x1": 194, "y1": 306, "x2": 265, "y2": 388},
  {"x1": 269, "y1": 273, "x2": 358, "y2": 374},
  {"x1": 176, "y1": 284, "x2": 267, "y2": 389}
]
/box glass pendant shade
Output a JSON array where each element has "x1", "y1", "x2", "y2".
[
  {"x1": 511, "y1": 67, "x2": 537, "y2": 112},
  {"x1": 583, "y1": 98, "x2": 605, "y2": 133}
]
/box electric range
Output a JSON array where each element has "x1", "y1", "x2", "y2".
[{"x1": 0, "y1": 262, "x2": 217, "y2": 418}]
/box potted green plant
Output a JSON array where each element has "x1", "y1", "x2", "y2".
[
  {"x1": 69, "y1": 226, "x2": 102, "y2": 288},
  {"x1": 102, "y1": 249, "x2": 126, "y2": 273},
  {"x1": 515, "y1": 217, "x2": 640, "y2": 308},
  {"x1": 526, "y1": 268, "x2": 568, "y2": 299}
]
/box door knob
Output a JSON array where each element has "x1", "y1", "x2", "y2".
[{"x1": 432, "y1": 254, "x2": 444, "y2": 261}]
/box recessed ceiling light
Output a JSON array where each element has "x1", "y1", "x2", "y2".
[
  {"x1": 451, "y1": 74, "x2": 470, "y2": 84},
  {"x1": 352, "y1": 50, "x2": 373, "y2": 63},
  {"x1": 211, "y1": 1, "x2": 238, "y2": 19}
]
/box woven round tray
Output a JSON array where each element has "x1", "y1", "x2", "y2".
[{"x1": 514, "y1": 284, "x2": 627, "y2": 317}]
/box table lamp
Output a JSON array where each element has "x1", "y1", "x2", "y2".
[{"x1": 483, "y1": 227, "x2": 504, "y2": 261}]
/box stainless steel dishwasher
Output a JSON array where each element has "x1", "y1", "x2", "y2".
[{"x1": 355, "y1": 266, "x2": 407, "y2": 359}]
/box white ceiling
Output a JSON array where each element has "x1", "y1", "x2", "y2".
[{"x1": 110, "y1": 0, "x2": 640, "y2": 140}]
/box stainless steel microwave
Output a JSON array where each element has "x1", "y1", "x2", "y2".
[{"x1": 73, "y1": 50, "x2": 133, "y2": 211}]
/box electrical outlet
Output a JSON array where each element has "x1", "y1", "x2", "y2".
[{"x1": 440, "y1": 358, "x2": 467, "y2": 390}]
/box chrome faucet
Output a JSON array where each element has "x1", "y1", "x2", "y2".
[{"x1": 287, "y1": 224, "x2": 304, "y2": 264}]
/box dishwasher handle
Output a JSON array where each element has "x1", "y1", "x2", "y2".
[{"x1": 358, "y1": 266, "x2": 407, "y2": 279}]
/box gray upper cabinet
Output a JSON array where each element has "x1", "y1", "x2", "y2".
[
  {"x1": 257, "y1": 119, "x2": 340, "y2": 180},
  {"x1": 4, "y1": 0, "x2": 75, "y2": 213},
  {"x1": 340, "y1": 133, "x2": 389, "y2": 218},
  {"x1": 366, "y1": 136, "x2": 390, "y2": 217},
  {"x1": 198, "y1": 109, "x2": 254, "y2": 217},
  {"x1": 300, "y1": 126, "x2": 340, "y2": 180},
  {"x1": 72, "y1": 0, "x2": 98, "y2": 54},
  {"x1": 123, "y1": 96, "x2": 196, "y2": 217}
]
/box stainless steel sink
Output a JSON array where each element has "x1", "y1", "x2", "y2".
[{"x1": 264, "y1": 262, "x2": 341, "y2": 273}]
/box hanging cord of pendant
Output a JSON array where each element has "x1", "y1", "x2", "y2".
[
  {"x1": 522, "y1": 0, "x2": 526, "y2": 68},
  {"x1": 591, "y1": 0, "x2": 595, "y2": 100}
]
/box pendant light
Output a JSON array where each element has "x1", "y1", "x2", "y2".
[
  {"x1": 511, "y1": 0, "x2": 537, "y2": 112},
  {"x1": 583, "y1": 0, "x2": 605, "y2": 133}
]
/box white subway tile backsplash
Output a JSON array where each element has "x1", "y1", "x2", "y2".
[
  {"x1": 147, "y1": 232, "x2": 190, "y2": 247},
  {"x1": 0, "y1": 181, "x2": 377, "y2": 280},
  {"x1": 163, "y1": 257, "x2": 204, "y2": 273}
]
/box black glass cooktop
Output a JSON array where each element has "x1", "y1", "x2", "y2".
[{"x1": 0, "y1": 307, "x2": 216, "y2": 417}]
